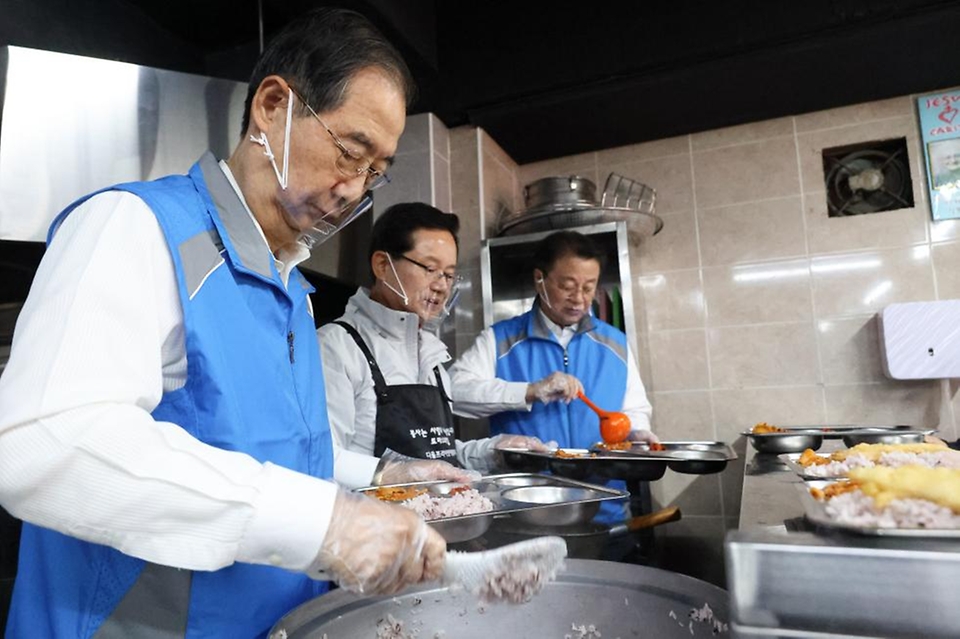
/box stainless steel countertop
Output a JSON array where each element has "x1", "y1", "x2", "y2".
[
  {"x1": 728, "y1": 442, "x2": 960, "y2": 639},
  {"x1": 737, "y1": 445, "x2": 808, "y2": 531}
]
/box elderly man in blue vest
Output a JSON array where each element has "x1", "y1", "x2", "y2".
[
  {"x1": 0, "y1": 9, "x2": 447, "y2": 639},
  {"x1": 450, "y1": 231, "x2": 656, "y2": 526}
]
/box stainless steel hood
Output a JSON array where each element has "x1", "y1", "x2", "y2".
[{"x1": 0, "y1": 46, "x2": 246, "y2": 242}]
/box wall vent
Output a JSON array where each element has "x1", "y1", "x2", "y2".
[{"x1": 821, "y1": 138, "x2": 914, "y2": 217}]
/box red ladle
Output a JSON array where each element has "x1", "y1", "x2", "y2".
[{"x1": 577, "y1": 391, "x2": 631, "y2": 443}]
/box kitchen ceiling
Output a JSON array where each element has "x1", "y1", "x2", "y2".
[{"x1": 14, "y1": 0, "x2": 960, "y2": 164}]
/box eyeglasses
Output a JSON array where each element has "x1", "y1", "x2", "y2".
[
  {"x1": 397, "y1": 254, "x2": 462, "y2": 286},
  {"x1": 544, "y1": 274, "x2": 597, "y2": 300},
  {"x1": 288, "y1": 85, "x2": 390, "y2": 191}
]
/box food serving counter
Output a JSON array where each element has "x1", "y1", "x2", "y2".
[{"x1": 727, "y1": 442, "x2": 960, "y2": 638}]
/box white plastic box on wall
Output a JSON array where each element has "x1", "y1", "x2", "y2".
[{"x1": 878, "y1": 300, "x2": 960, "y2": 379}]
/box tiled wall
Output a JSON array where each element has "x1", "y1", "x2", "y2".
[{"x1": 513, "y1": 93, "x2": 960, "y2": 585}]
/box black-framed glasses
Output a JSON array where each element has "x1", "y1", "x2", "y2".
[
  {"x1": 288, "y1": 85, "x2": 390, "y2": 191},
  {"x1": 543, "y1": 273, "x2": 597, "y2": 300},
  {"x1": 396, "y1": 254, "x2": 462, "y2": 286}
]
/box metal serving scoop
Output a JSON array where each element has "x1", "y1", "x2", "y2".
[
  {"x1": 441, "y1": 536, "x2": 567, "y2": 604},
  {"x1": 577, "y1": 391, "x2": 631, "y2": 443}
]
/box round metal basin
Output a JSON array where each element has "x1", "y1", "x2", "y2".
[
  {"x1": 269, "y1": 559, "x2": 730, "y2": 639},
  {"x1": 747, "y1": 433, "x2": 823, "y2": 454},
  {"x1": 841, "y1": 430, "x2": 926, "y2": 447},
  {"x1": 500, "y1": 486, "x2": 601, "y2": 526}
]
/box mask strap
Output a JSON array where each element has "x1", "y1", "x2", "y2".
[
  {"x1": 249, "y1": 88, "x2": 293, "y2": 190},
  {"x1": 382, "y1": 254, "x2": 410, "y2": 306},
  {"x1": 536, "y1": 275, "x2": 553, "y2": 310}
]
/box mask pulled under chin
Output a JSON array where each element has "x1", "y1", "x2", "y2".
[
  {"x1": 299, "y1": 194, "x2": 374, "y2": 249},
  {"x1": 421, "y1": 283, "x2": 461, "y2": 335},
  {"x1": 249, "y1": 88, "x2": 374, "y2": 249},
  {"x1": 381, "y1": 254, "x2": 461, "y2": 332}
]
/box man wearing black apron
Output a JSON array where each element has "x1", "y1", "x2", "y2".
[
  {"x1": 319, "y1": 203, "x2": 552, "y2": 489},
  {"x1": 332, "y1": 320, "x2": 457, "y2": 463}
]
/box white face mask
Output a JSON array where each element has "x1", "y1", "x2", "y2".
[
  {"x1": 249, "y1": 88, "x2": 293, "y2": 190},
  {"x1": 249, "y1": 88, "x2": 373, "y2": 248},
  {"x1": 382, "y1": 253, "x2": 410, "y2": 306},
  {"x1": 536, "y1": 275, "x2": 554, "y2": 310}
]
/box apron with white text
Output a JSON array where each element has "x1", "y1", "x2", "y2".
[{"x1": 334, "y1": 321, "x2": 459, "y2": 464}]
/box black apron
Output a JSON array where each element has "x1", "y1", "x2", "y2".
[{"x1": 334, "y1": 321, "x2": 460, "y2": 464}]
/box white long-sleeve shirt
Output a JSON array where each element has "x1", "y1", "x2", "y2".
[
  {"x1": 318, "y1": 288, "x2": 502, "y2": 485},
  {"x1": 450, "y1": 309, "x2": 653, "y2": 432},
  {"x1": 0, "y1": 165, "x2": 338, "y2": 575}
]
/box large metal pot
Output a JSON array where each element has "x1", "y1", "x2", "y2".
[
  {"x1": 270, "y1": 559, "x2": 729, "y2": 638},
  {"x1": 522, "y1": 175, "x2": 597, "y2": 210}
]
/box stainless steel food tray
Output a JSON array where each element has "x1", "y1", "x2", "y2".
[
  {"x1": 356, "y1": 473, "x2": 628, "y2": 543},
  {"x1": 588, "y1": 441, "x2": 737, "y2": 475},
  {"x1": 797, "y1": 480, "x2": 960, "y2": 539},
  {"x1": 838, "y1": 427, "x2": 932, "y2": 447},
  {"x1": 779, "y1": 452, "x2": 847, "y2": 480},
  {"x1": 496, "y1": 441, "x2": 735, "y2": 480},
  {"x1": 270, "y1": 559, "x2": 730, "y2": 639}
]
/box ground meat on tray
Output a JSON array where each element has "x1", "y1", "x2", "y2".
[{"x1": 401, "y1": 488, "x2": 494, "y2": 520}]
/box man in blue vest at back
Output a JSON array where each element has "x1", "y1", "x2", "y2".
[
  {"x1": 451, "y1": 231, "x2": 656, "y2": 529},
  {"x1": 0, "y1": 8, "x2": 447, "y2": 638}
]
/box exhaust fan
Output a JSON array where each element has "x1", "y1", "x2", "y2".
[{"x1": 821, "y1": 138, "x2": 914, "y2": 217}]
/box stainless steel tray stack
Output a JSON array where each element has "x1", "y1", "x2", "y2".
[
  {"x1": 495, "y1": 441, "x2": 737, "y2": 481},
  {"x1": 356, "y1": 473, "x2": 627, "y2": 543}
]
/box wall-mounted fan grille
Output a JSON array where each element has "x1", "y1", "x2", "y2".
[{"x1": 822, "y1": 138, "x2": 914, "y2": 217}]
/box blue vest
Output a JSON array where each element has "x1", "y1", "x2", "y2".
[
  {"x1": 490, "y1": 305, "x2": 630, "y2": 523},
  {"x1": 6, "y1": 153, "x2": 333, "y2": 639}
]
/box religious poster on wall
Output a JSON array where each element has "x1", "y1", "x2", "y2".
[{"x1": 918, "y1": 90, "x2": 960, "y2": 221}]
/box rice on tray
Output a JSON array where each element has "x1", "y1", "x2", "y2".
[
  {"x1": 812, "y1": 465, "x2": 960, "y2": 529},
  {"x1": 799, "y1": 443, "x2": 960, "y2": 478},
  {"x1": 401, "y1": 488, "x2": 494, "y2": 520}
]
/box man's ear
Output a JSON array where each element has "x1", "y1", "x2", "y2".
[
  {"x1": 248, "y1": 76, "x2": 292, "y2": 136},
  {"x1": 370, "y1": 251, "x2": 391, "y2": 282}
]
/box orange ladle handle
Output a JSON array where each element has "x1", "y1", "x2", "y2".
[{"x1": 577, "y1": 390, "x2": 608, "y2": 417}]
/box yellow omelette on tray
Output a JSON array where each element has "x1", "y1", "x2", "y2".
[{"x1": 808, "y1": 465, "x2": 960, "y2": 531}]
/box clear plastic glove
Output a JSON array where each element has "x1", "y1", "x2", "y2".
[
  {"x1": 525, "y1": 372, "x2": 583, "y2": 405},
  {"x1": 376, "y1": 448, "x2": 481, "y2": 485},
  {"x1": 627, "y1": 429, "x2": 661, "y2": 444},
  {"x1": 492, "y1": 433, "x2": 557, "y2": 452},
  {"x1": 315, "y1": 489, "x2": 446, "y2": 595}
]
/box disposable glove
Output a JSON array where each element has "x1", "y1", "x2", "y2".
[
  {"x1": 376, "y1": 448, "x2": 481, "y2": 485},
  {"x1": 314, "y1": 489, "x2": 446, "y2": 595},
  {"x1": 627, "y1": 429, "x2": 661, "y2": 445},
  {"x1": 525, "y1": 372, "x2": 583, "y2": 405},
  {"x1": 492, "y1": 433, "x2": 557, "y2": 452}
]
